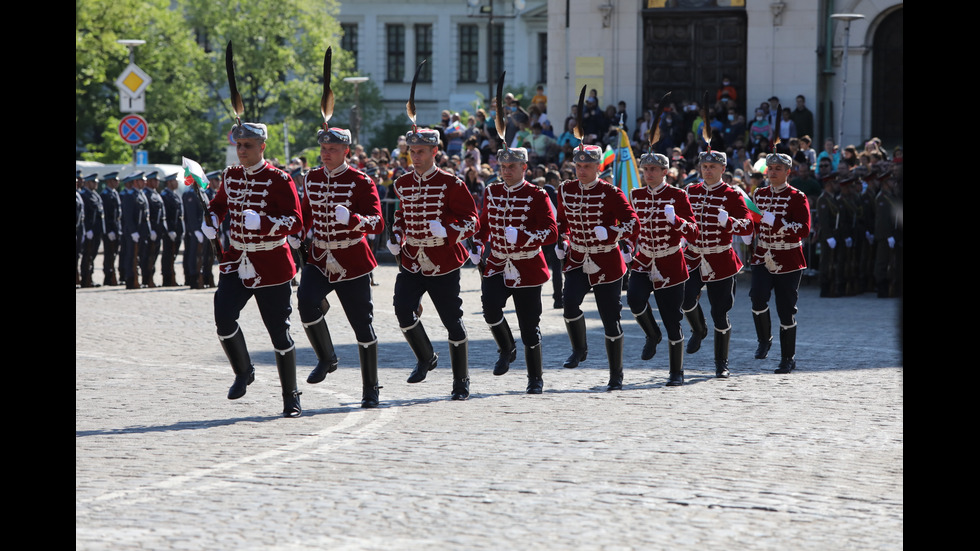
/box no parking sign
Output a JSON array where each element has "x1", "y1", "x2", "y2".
[{"x1": 118, "y1": 114, "x2": 149, "y2": 145}]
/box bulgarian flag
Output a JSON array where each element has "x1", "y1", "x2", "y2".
[
  {"x1": 733, "y1": 183, "x2": 763, "y2": 224},
  {"x1": 612, "y1": 127, "x2": 640, "y2": 197},
  {"x1": 182, "y1": 156, "x2": 208, "y2": 190},
  {"x1": 600, "y1": 147, "x2": 616, "y2": 172}
]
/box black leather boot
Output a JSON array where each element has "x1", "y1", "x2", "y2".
[
  {"x1": 525, "y1": 343, "x2": 543, "y2": 394},
  {"x1": 276, "y1": 347, "x2": 302, "y2": 418},
  {"x1": 685, "y1": 304, "x2": 709, "y2": 354},
  {"x1": 304, "y1": 317, "x2": 339, "y2": 384},
  {"x1": 714, "y1": 328, "x2": 731, "y2": 378},
  {"x1": 753, "y1": 308, "x2": 773, "y2": 359},
  {"x1": 489, "y1": 318, "x2": 517, "y2": 376},
  {"x1": 220, "y1": 328, "x2": 255, "y2": 400},
  {"x1": 359, "y1": 340, "x2": 381, "y2": 408},
  {"x1": 666, "y1": 339, "x2": 684, "y2": 386},
  {"x1": 775, "y1": 325, "x2": 797, "y2": 374},
  {"x1": 606, "y1": 335, "x2": 624, "y2": 391},
  {"x1": 634, "y1": 305, "x2": 662, "y2": 360},
  {"x1": 404, "y1": 321, "x2": 438, "y2": 383},
  {"x1": 562, "y1": 315, "x2": 588, "y2": 368},
  {"x1": 450, "y1": 339, "x2": 469, "y2": 400}
]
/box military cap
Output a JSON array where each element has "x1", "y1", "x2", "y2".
[
  {"x1": 145, "y1": 170, "x2": 159, "y2": 180},
  {"x1": 638, "y1": 152, "x2": 669, "y2": 168},
  {"x1": 405, "y1": 128, "x2": 440, "y2": 146},
  {"x1": 163, "y1": 172, "x2": 179, "y2": 182},
  {"x1": 82, "y1": 173, "x2": 99, "y2": 183},
  {"x1": 102, "y1": 171, "x2": 119, "y2": 180},
  {"x1": 698, "y1": 150, "x2": 727, "y2": 165},
  {"x1": 122, "y1": 172, "x2": 145, "y2": 184},
  {"x1": 497, "y1": 147, "x2": 528, "y2": 164},
  {"x1": 765, "y1": 153, "x2": 793, "y2": 167},
  {"x1": 317, "y1": 127, "x2": 352, "y2": 145},
  {"x1": 231, "y1": 122, "x2": 268, "y2": 142},
  {"x1": 205, "y1": 171, "x2": 221, "y2": 180},
  {"x1": 572, "y1": 144, "x2": 603, "y2": 164}
]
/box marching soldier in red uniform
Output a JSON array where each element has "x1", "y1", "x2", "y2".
[
  {"x1": 202, "y1": 121, "x2": 306, "y2": 417},
  {"x1": 749, "y1": 152, "x2": 811, "y2": 373},
  {"x1": 297, "y1": 126, "x2": 385, "y2": 407},
  {"x1": 472, "y1": 147, "x2": 557, "y2": 394},
  {"x1": 555, "y1": 144, "x2": 639, "y2": 390},
  {"x1": 388, "y1": 128, "x2": 480, "y2": 400},
  {"x1": 682, "y1": 151, "x2": 753, "y2": 378},
  {"x1": 627, "y1": 152, "x2": 698, "y2": 386}
]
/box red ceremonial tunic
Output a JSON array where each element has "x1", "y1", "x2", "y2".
[
  {"x1": 302, "y1": 163, "x2": 384, "y2": 282},
  {"x1": 210, "y1": 161, "x2": 303, "y2": 288},
  {"x1": 629, "y1": 181, "x2": 698, "y2": 290},
  {"x1": 684, "y1": 180, "x2": 753, "y2": 282},
  {"x1": 391, "y1": 166, "x2": 479, "y2": 276},
  {"x1": 750, "y1": 184, "x2": 811, "y2": 274},
  {"x1": 473, "y1": 180, "x2": 557, "y2": 288},
  {"x1": 557, "y1": 178, "x2": 639, "y2": 285}
]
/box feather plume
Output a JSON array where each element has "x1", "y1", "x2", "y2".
[
  {"x1": 406, "y1": 59, "x2": 426, "y2": 127},
  {"x1": 699, "y1": 91, "x2": 712, "y2": 150},
  {"x1": 225, "y1": 42, "x2": 244, "y2": 123},
  {"x1": 573, "y1": 85, "x2": 586, "y2": 141},
  {"x1": 649, "y1": 91, "x2": 671, "y2": 148},
  {"x1": 495, "y1": 71, "x2": 507, "y2": 143},
  {"x1": 771, "y1": 103, "x2": 781, "y2": 150},
  {"x1": 321, "y1": 47, "x2": 335, "y2": 127}
]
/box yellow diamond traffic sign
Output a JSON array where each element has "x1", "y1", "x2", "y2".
[{"x1": 115, "y1": 63, "x2": 151, "y2": 98}]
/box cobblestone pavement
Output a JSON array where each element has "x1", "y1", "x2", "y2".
[{"x1": 77, "y1": 261, "x2": 903, "y2": 550}]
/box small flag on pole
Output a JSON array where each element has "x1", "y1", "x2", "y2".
[
  {"x1": 182, "y1": 156, "x2": 208, "y2": 190},
  {"x1": 612, "y1": 128, "x2": 640, "y2": 196}
]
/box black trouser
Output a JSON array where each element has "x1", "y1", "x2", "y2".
[
  {"x1": 543, "y1": 246, "x2": 563, "y2": 302},
  {"x1": 393, "y1": 267, "x2": 467, "y2": 342},
  {"x1": 214, "y1": 273, "x2": 294, "y2": 350},
  {"x1": 562, "y1": 268, "x2": 623, "y2": 337},
  {"x1": 102, "y1": 235, "x2": 119, "y2": 278},
  {"x1": 749, "y1": 265, "x2": 802, "y2": 328},
  {"x1": 627, "y1": 274, "x2": 685, "y2": 342},
  {"x1": 297, "y1": 265, "x2": 377, "y2": 343},
  {"x1": 682, "y1": 269, "x2": 735, "y2": 331},
  {"x1": 183, "y1": 235, "x2": 201, "y2": 282},
  {"x1": 481, "y1": 274, "x2": 543, "y2": 347}
]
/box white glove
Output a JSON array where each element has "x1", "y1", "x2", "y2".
[
  {"x1": 108, "y1": 231, "x2": 117, "y2": 242},
  {"x1": 594, "y1": 226, "x2": 608, "y2": 241},
  {"x1": 621, "y1": 246, "x2": 632, "y2": 264},
  {"x1": 195, "y1": 230, "x2": 204, "y2": 243},
  {"x1": 826, "y1": 237, "x2": 837, "y2": 249},
  {"x1": 717, "y1": 208, "x2": 729, "y2": 227},
  {"x1": 429, "y1": 219, "x2": 447, "y2": 238},
  {"x1": 664, "y1": 204, "x2": 676, "y2": 225},
  {"x1": 335, "y1": 205, "x2": 350, "y2": 225},
  {"x1": 150, "y1": 230, "x2": 157, "y2": 241},
  {"x1": 741, "y1": 234, "x2": 753, "y2": 245},
  {"x1": 85, "y1": 230, "x2": 93, "y2": 240},
  {"x1": 887, "y1": 236, "x2": 895, "y2": 248},
  {"x1": 469, "y1": 247, "x2": 482, "y2": 265},
  {"x1": 287, "y1": 235, "x2": 301, "y2": 249},
  {"x1": 201, "y1": 214, "x2": 218, "y2": 240},
  {"x1": 168, "y1": 231, "x2": 177, "y2": 241},
  {"x1": 866, "y1": 231, "x2": 874, "y2": 245},
  {"x1": 761, "y1": 211, "x2": 775, "y2": 226},
  {"x1": 845, "y1": 237, "x2": 853, "y2": 248},
  {"x1": 387, "y1": 240, "x2": 401, "y2": 255},
  {"x1": 130, "y1": 232, "x2": 140, "y2": 242},
  {"x1": 505, "y1": 226, "x2": 518, "y2": 244},
  {"x1": 555, "y1": 242, "x2": 567, "y2": 260},
  {"x1": 243, "y1": 209, "x2": 261, "y2": 230}
]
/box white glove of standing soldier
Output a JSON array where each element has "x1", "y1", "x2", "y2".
[
  {"x1": 717, "y1": 208, "x2": 729, "y2": 227},
  {"x1": 168, "y1": 231, "x2": 177, "y2": 241},
  {"x1": 887, "y1": 236, "x2": 895, "y2": 248},
  {"x1": 201, "y1": 214, "x2": 218, "y2": 240},
  {"x1": 243, "y1": 209, "x2": 261, "y2": 230},
  {"x1": 469, "y1": 247, "x2": 482, "y2": 265},
  {"x1": 505, "y1": 226, "x2": 518, "y2": 244},
  {"x1": 85, "y1": 230, "x2": 93, "y2": 240},
  {"x1": 761, "y1": 211, "x2": 775, "y2": 226},
  {"x1": 130, "y1": 232, "x2": 140, "y2": 242},
  {"x1": 429, "y1": 219, "x2": 447, "y2": 238},
  {"x1": 387, "y1": 234, "x2": 401, "y2": 256},
  {"x1": 594, "y1": 226, "x2": 608, "y2": 241},
  {"x1": 555, "y1": 242, "x2": 567, "y2": 260},
  {"x1": 826, "y1": 237, "x2": 837, "y2": 249},
  {"x1": 287, "y1": 235, "x2": 301, "y2": 249},
  {"x1": 845, "y1": 237, "x2": 853, "y2": 248},
  {"x1": 150, "y1": 230, "x2": 157, "y2": 241},
  {"x1": 335, "y1": 205, "x2": 350, "y2": 225},
  {"x1": 664, "y1": 204, "x2": 676, "y2": 225},
  {"x1": 195, "y1": 230, "x2": 204, "y2": 243},
  {"x1": 108, "y1": 231, "x2": 116, "y2": 242}
]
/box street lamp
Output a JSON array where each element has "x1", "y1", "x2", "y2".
[
  {"x1": 830, "y1": 13, "x2": 864, "y2": 147},
  {"x1": 343, "y1": 76, "x2": 370, "y2": 146}
]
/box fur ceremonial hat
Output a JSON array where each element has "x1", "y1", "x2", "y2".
[
  {"x1": 231, "y1": 122, "x2": 268, "y2": 142},
  {"x1": 317, "y1": 127, "x2": 352, "y2": 145},
  {"x1": 572, "y1": 144, "x2": 603, "y2": 164},
  {"x1": 638, "y1": 152, "x2": 669, "y2": 168},
  {"x1": 497, "y1": 147, "x2": 528, "y2": 164},
  {"x1": 405, "y1": 128, "x2": 440, "y2": 146},
  {"x1": 698, "y1": 150, "x2": 727, "y2": 165},
  {"x1": 766, "y1": 152, "x2": 792, "y2": 167}
]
